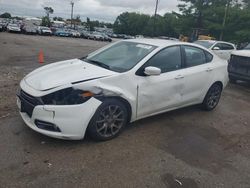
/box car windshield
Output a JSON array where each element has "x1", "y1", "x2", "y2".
[
  {"x1": 244, "y1": 44, "x2": 250, "y2": 50},
  {"x1": 9, "y1": 24, "x2": 18, "y2": 27},
  {"x1": 84, "y1": 41, "x2": 157, "y2": 72},
  {"x1": 41, "y1": 27, "x2": 49, "y2": 30},
  {"x1": 194, "y1": 41, "x2": 215, "y2": 49}
]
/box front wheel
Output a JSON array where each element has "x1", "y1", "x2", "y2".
[
  {"x1": 87, "y1": 99, "x2": 128, "y2": 141},
  {"x1": 202, "y1": 84, "x2": 222, "y2": 111}
]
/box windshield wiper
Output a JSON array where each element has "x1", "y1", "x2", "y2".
[{"x1": 84, "y1": 59, "x2": 110, "y2": 70}]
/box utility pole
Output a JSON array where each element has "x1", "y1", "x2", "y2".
[
  {"x1": 154, "y1": 0, "x2": 159, "y2": 17},
  {"x1": 154, "y1": 0, "x2": 159, "y2": 37},
  {"x1": 220, "y1": 0, "x2": 230, "y2": 40},
  {"x1": 70, "y1": 1, "x2": 74, "y2": 29}
]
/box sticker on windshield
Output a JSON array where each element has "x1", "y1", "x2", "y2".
[{"x1": 136, "y1": 44, "x2": 153, "y2": 50}]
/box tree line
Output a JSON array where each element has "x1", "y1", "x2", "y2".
[{"x1": 113, "y1": 0, "x2": 250, "y2": 43}]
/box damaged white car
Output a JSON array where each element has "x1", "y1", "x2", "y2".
[{"x1": 17, "y1": 39, "x2": 228, "y2": 141}]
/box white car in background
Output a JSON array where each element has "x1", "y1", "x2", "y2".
[
  {"x1": 37, "y1": 26, "x2": 52, "y2": 35},
  {"x1": 7, "y1": 23, "x2": 21, "y2": 33},
  {"x1": 17, "y1": 39, "x2": 228, "y2": 141},
  {"x1": 194, "y1": 40, "x2": 236, "y2": 60}
]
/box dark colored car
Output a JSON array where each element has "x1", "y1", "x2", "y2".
[
  {"x1": 54, "y1": 29, "x2": 71, "y2": 37},
  {"x1": 228, "y1": 44, "x2": 250, "y2": 83},
  {"x1": 23, "y1": 25, "x2": 37, "y2": 35},
  {"x1": 102, "y1": 34, "x2": 112, "y2": 42}
]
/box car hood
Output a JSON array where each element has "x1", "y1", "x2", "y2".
[
  {"x1": 9, "y1": 27, "x2": 20, "y2": 30},
  {"x1": 42, "y1": 29, "x2": 51, "y2": 32},
  {"x1": 24, "y1": 59, "x2": 116, "y2": 91},
  {"x1": 231, "y1": 50, "x2": 250, "y2": 58}
]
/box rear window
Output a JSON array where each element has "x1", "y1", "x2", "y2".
[
  {"x1": 194, "y1": 41, "x2": 215, "y2": 49},
  {"x1": 244, "y1": 44, "x2": 250, "y2": 50}
]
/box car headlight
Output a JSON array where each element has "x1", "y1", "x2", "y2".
[{"x1": 42, "y1": 87, "x2": 94, "y2": 105}]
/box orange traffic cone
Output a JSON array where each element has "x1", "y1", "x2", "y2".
[{"x1": 39, "y1": 50, "x2": 44, "y2": 64}]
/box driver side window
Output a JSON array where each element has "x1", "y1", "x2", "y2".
[{"x1": 143, "y1": 46, "x2": 182, "y2": 74}]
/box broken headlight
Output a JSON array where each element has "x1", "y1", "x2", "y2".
[{"x1": 42, "y1": 87, "x2": 94, "y2": 105}]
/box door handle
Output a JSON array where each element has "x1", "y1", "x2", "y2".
[
  {"x1": 206, "y1": 68, "x2": 213, "y2": 72},
  {"x1": 175, "y1": 75, "x2": 184, "y2": 80}
]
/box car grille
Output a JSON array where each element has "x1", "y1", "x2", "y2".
[
  {"x1": 228, "y1": 55, "x2": 250, "y2": 75},
  {"x1": 19, "y1": 90, "x2": 43, "y2": 118},
  {"x1": 230, "y1": 55, "x2": 250, "y2": 67}
]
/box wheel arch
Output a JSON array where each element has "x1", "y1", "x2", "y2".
[
  {"x1": 96, "y1": 96, "x2": 132, "y2": 123},
  {"x1": 211, "y1": 81, "x2": 223, "y2": 90}
]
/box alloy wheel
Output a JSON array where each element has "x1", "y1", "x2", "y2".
[{"x1": 95, "y1": 105, "x2": 125, "y2": 138}]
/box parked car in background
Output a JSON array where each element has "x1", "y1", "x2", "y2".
[
  {"x1": 89, "y1": 32, "x2": 104, "y2": 41},
  {"x1": 54, "y1": 29, "x2": 71, "y2": 37},
  {"x1": 37, "y1": 26, "x2": 52, "y2": 35},
  {"x1": 23, "y1": 25, "x2": 37, "y2": 35},
  {"x1": 135, "y1": 35, "x2": 144, "y2": 39},
  {"x1": 228, "y1": 43, "x2": 250, "y2": 83},
  {"x1": 0, "y1": 22, "x2": 6, "y2": 31},
  {"x1": 123, "y1": 35, "x2": 135, "y2": 39},
  {"x1": 102, "y1": 34, "x2": 112, "y2": 42},
  {"x1": 109, "y1": 33, "x2": 118, "y2": 38},
  {"x1": 7, "y1": 23, "x2": 21, "y2": 33},
  {"x1": 194, "y1": 40, "x2": 236, "y2": 60},
  {"x1": 68, "y1": 29, "x2": 81, "y2": 38},
  {"x1": 80, "y1": 30, "x2": 91, "y2": 39},
  {"x1": 17, "y1": 39, "x2": 228, "y2": 141},
  {"x1": 158, "y1": 36, "x2": 179, "y2": 41}
]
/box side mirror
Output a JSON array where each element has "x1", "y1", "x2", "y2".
[
  {"x1": 213, "y1": 46, "x2": 220, "y2": 50},
  {"x1": 144, "y1": 66, "x2": 161, "y2": 76}
]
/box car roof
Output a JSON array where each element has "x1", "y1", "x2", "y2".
[
  {"x1": 125, "y1": 38, "x2": 181, "y2": 47},
  {"x1": 124, "y1": 38, "x2": 210, "y2": 49},
  {"x1": 197, "y1": 40, "x2": 235, "y2": 46}
]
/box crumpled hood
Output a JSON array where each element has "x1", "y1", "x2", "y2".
[
  {"x1": 24, "y1": 59, "x2": 116, "y2": 91},
  {"x1": 231, "y1": 50, "x2": 250, "y2": 58}
]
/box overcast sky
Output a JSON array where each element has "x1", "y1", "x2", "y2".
[{"x1": 0, "y1": 0, "x2": 179, "y2": 22}]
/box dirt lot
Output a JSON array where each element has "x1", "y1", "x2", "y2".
[{"x1": 0, "y1": 32, "x2": 250, "y2": 188}]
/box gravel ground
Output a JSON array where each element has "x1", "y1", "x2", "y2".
[{"x1": 0, "y1": 32, "x2": 250, "y2": 188}]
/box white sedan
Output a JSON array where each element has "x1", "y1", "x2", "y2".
[
  {"x1": 194, "y1": 40, "x2": 236, "y2": 60},
  {"x1": 17, "y1": 39, "x2": 228, "y2": 141}
]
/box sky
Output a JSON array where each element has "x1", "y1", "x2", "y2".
[{"x1": 0, "y1": 0, "x2": 179, "y2": 22}]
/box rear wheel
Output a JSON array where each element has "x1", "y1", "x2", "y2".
[
  {"x1": 87, "y1": 99, "x2": 128, "y2": 141},
  {"x1": 202, "y1": 84, "x2": 222, "y2": 111}
]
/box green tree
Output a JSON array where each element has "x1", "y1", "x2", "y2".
[
  {"x1": 44, "y1": 7, "x2": 54, "y2": 17},
  {"x1": 113, "y1": 0, "x2": 250, "y2": 43},
  {"x1": 53, "y1": 17, "x2": 64, "y2": 21},
  {"x1": 41, "y1": 16, "x2": 51, "y2": 27},
  {"x1": 86, "y1": 17, "x2": 94, "y2": 31},
  {"x1": 0, "y1": 12, "x2": 11, "y2": 18}
]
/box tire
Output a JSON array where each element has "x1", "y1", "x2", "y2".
[
  {"x1": 87, "y1": 99, "x2": 128, "y2": 141},
  {"x1": 202, "y1": 84, "x2": 222, "y2": 111}
]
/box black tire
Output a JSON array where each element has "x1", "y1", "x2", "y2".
[
  {"x1": 87, "y1": 99, "x2": 128, "y2": 141},
  {"x1": 202, "y1": 84, "x2": 222, "y2": 111}
]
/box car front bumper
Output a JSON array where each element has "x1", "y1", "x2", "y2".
[{"x1": 18, "y1": 97, "x2": 102, "y2": 140}]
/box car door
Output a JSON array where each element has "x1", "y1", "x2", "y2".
[
  {"x1": 212, "y1": 42, "x2": 235, "y2": 60},
  {"x1": 136, "y1": 46, "x2": 185, "y2": 118},
  {"x1": 180, "y1": 45, "x2": 214, "y2": 105}
]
